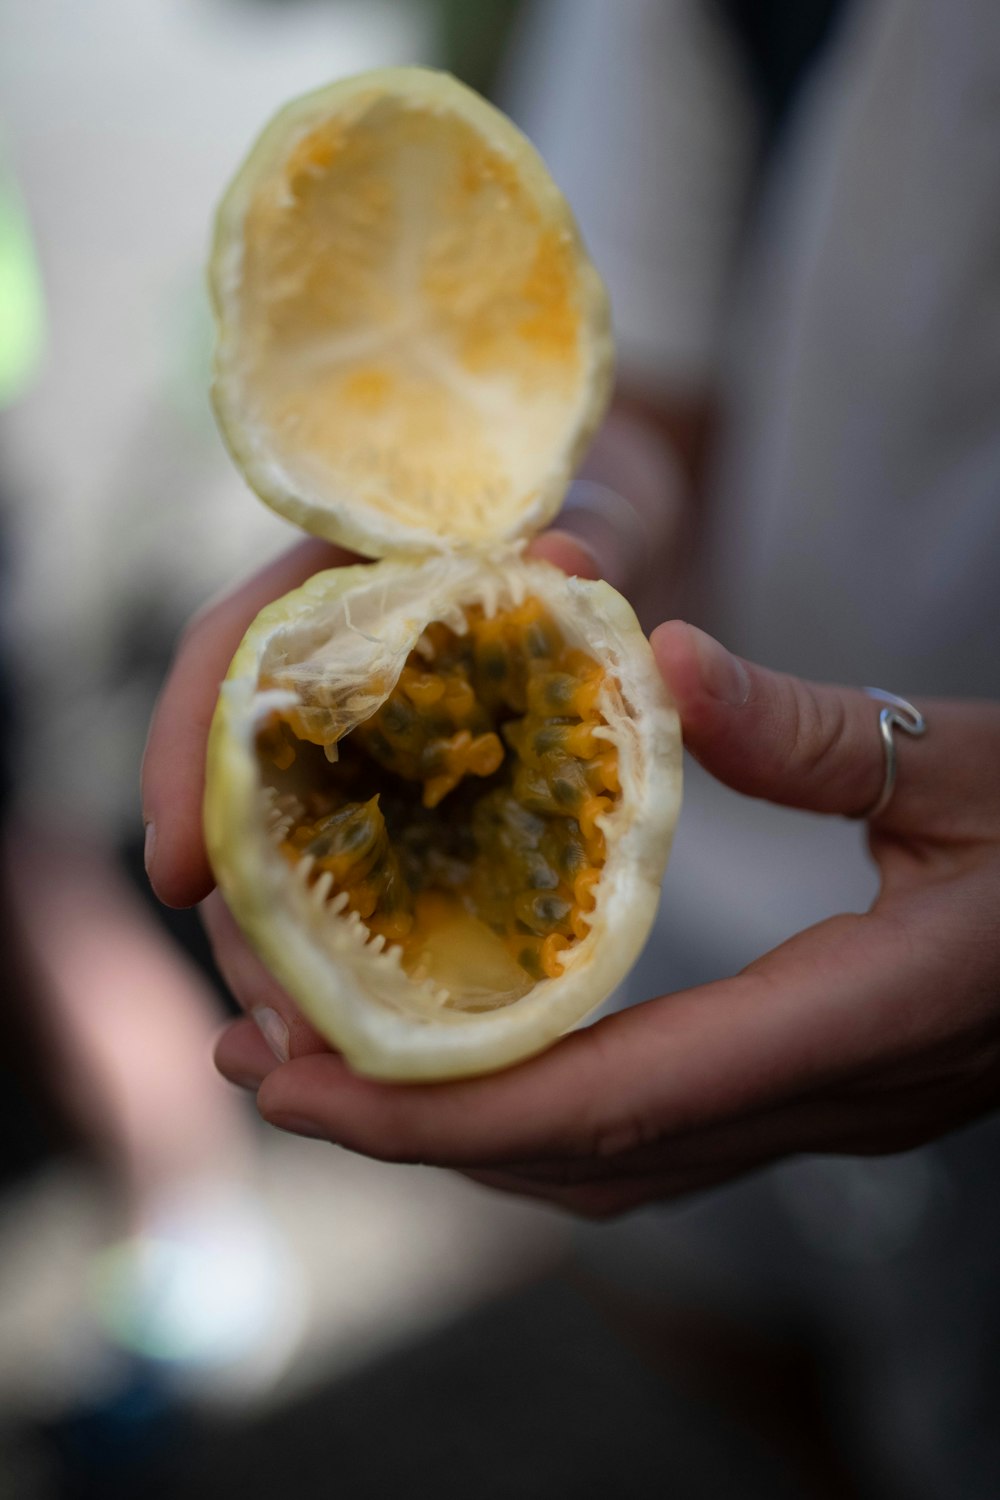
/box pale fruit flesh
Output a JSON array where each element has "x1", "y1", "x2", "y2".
[{"x1": 211, "y1": 70, "x2": 613, "y2": 558}]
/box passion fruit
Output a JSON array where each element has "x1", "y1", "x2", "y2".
[{"x1": 204, "y1": 68, "x2": 681, "y2": 1080}]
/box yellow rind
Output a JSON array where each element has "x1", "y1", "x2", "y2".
[
  {"x1": 209, "y1": 68, "x2": 613, "y2": 558},
  {"x1": 205, "y1": 556, "x2": 681, "y2": 1080}
]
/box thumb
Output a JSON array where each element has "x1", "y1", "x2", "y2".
[
  {"x1": 526, "y1": 527, "x2": 601, "y2": 580},
  {"x1": 650, "y1": 621, "x2": 911, "y2": 821}
]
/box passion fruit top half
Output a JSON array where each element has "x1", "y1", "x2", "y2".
[{"x1": 205, "y1": 67, "x2": 682, "y2": 1080}]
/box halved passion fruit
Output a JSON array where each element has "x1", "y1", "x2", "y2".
[{"x1": 204, "y1": 69, "x2": 681, "y2": 1080}]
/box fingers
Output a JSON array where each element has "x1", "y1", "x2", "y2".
[
  {"x1": 246, "y1": 915, "x2": 887, "y2": 1169},
  {"x1": 215, "y1": 1006, "x2": 981, "y2": 1215},
  {"x1": 652, "y1": 622, "x2": 1000, "y2": 840},
  {"x1": 254, "y1": 1018, "x2": 643, "y2": 1166},
  {"x1": 142, "y1": 538, "x2": 357, "y2": 907},
  {"x1": 245, "y1": 971, "x2": 841, "y2": 1171},
  {"x1": 872, "y1": 698, "x2": 1000, "y2": 843},
  {"x1": 650, "y1": 621, "x2": 916, "y2": 825},
  {"x1": 211, "y1": 877, "x2": 997, "y2": 1215},
  {"x1": 526, "y1": 528, "x2": 601, "y2": 580},
  {"x1": 201, "y1": 890, "x2": 332, "y2": 1060},
  {"x1": 237, "y1": 894, "x2": 944, "y2": 1169},
  {"x1": 545, "y1": 485, "x2": 645, "y2": 594},
  {"x1": 216, "y1": 1015, "x2": 281, "y2": 1087},
  {"x1": 461, "y1": 1019, "x2": 1000, "y2": 1217}
]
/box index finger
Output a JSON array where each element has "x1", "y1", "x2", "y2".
[{"x1": 142, "y1": 538, "x2": 357, "y2": 907}]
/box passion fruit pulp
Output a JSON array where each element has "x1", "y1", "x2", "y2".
[
  {"x1": 206, "y1": 554, "x2": 680, "y2": 1079},
  {"x1": 259, "y1": 594, "x2": 619, "y2": 1000}
]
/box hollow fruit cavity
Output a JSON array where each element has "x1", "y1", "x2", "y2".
[
  {"x1": 255, "y1": 598, "x2": 620, "y2": 1010},
  {"x1": 226, "y1": 88, "x2": 588, "y2": 546}
]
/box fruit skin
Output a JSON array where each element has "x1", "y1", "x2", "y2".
[
  {"x1": 204, "y1": 555, "x2": 681, "y2": 1081},
  {"x1": 208, "y1": 67, "x2": 613, "y2": 561}
]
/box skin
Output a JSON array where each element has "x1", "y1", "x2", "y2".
[
  {"x1": 557, "y1": 391, "x2": 712, "y2": 627},
  {"x1": 143, "y1": 535, "x2": 1000, "y2": 1218}
]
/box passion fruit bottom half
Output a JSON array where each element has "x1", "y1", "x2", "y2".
[{"x1": 205, "y1": 553, "x2": 681, "y2": 1081}]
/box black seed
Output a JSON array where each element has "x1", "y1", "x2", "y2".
[
  {"x1": 562, "y1": 840, "x2": 586, "y2": 874},
  {"x1": 381, "y1": 698, "x2": 414, "y2": 735},
  {"x1": 307, "y1": 803, "x2": 374, "y2": 859},
  {"x1": 552, "y1": 777, "x2": 579, "y2": 807},
  {"x1": 526, "y1": 623, "x2": 555, "y2": 658},
  {"x1": 534, "y1": 721, "x2": 572, "y2": 756},
  {"x1": 544, "y1": 674, "x2": 576, "y2": 709},
  {"x1": 367, "y1": 730, "x2": 394, "y2": 761},
  {"x1": 516, "y1": 891, "x2": 572, "y2": 934},
  {"x1": 522, "y1": 855, "x2": 558, "y2": 890},
  {"x1": 480, "y1": 645, "x2": 507, "y2": 681},
  {"x1": 419, "y1": 742, "x2": 447, "y2": 776}
]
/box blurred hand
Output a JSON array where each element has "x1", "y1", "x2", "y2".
[
  {"x1": 144, "y1": 548, "x2": 1000, "y2": 1218},
  {"x1": 556, "y1": 393, "x2": 705, "y2": 615}
]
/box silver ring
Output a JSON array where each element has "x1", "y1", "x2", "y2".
[{"x1": 859, "y1": 688, "x2": 927, "y2": 820}]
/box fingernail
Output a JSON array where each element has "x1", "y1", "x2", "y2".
[
  {"x1": 691, "y1": 627, "x2": 751, "y2": 706},
  {"x1": 253, "y1": 1007, "x2": 289, "y2": 1063},
  {"x1": 228, "y1": 1073, "x2": 265, "y2": 1092},
  {"x1": 143, "y1": 821, "x2": 156, "y2": 876},
  {"x1": 531, "y1": 527, "x2": 602, "y2": 580}
]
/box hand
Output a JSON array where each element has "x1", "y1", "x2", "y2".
[
  {"x1": 556, "y1": 392, "x2": 705, "y2": 617},
  {"x1": 145, "y1": 557, "x2": 1000, "y2": 1218}
]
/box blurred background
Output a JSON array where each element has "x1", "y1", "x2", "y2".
[{"x1": 2, "y1": 2, "x2": 999, "y2": 1497}]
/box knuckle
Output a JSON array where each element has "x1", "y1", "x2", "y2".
[
  {"x1": 588, "y1": 1115, "x2": 649, "y2": 1161},
  {"x1": 794, "y1": 687, "x2": 849, "y2": 784},
  {"x1": 579, "y1": 1094, "x2": 660, "y2": 1168},
  {"x1": 574, "y1": 1024, "x2": 655, "y2": 1164},
  {"x1": 778, "y1": 678, "x2": 864, "y2": 808}
]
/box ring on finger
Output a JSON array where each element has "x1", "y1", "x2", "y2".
[{"x1": 858, "y1": 688, "x2": 927, "y2": 820}]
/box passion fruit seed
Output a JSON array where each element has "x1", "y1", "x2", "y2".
[{"x1": 263, "y1": 598, "x2": 617, "y2": 988}]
